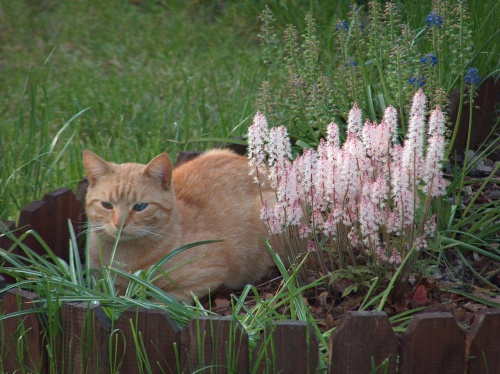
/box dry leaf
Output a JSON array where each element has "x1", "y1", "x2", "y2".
[
  {"x1": 412, "y1": 285, "x2": 429, "y2": 306},
  {"x1": 213, "y1": 298, "x2": 231, "y2": 311}
]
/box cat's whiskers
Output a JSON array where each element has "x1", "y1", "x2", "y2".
[
  {"x1": 135, "y1": 227, "x2": 167, "y2": 243},
  {"x1": 88, "y1": 224, "x2": 106, "y2": 234},
  {"x1": 86, "y1": 223, "x2": 164, "y2": 243},
  {"x1": 87, "y1": 224, "x2": 119, "y2": 240}
]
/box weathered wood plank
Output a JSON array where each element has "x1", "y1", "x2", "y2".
[
  {"x1": 180, "y1": 315, "x2": 249, "y2": 374},
  {"x1": 0, "y1": 222, "x2": 19, "y2": 284},
  {"x1": 328, "y1": 311, "x2": 398, "y2": 374},
  {"x1": 0, "y1": 275, "x2": 5, "y2": 299},
  {"x1": 0, "y1": 288, "x2": 46, "y2": 373},
  {"x1": 466, "y1": 309, "x2": 500, "y2": 374},
  {"x1": 253, "y1": 320, "x2": 318, "y2": 374},
  {"x1": 449, "y1": 76, "x2": 496, "y2": 151},
  {"x1": 400, "y1": 312, "x2": 465, "y2": 374},
  {"x1": 14, "y1": 188, "x2": 84, "y2": 262},
  {"x1": 0, "y1": 220, "x2": 16, "y2": 252},
  {"x1": 42, "y1": 188, "x2": 85, "y2": 260},
  {"x1": 17, "y1": 200, "x2": 49, "y2": 256},
  {"x1": 112, "y1": 307, "x2": 181, "y2": 374},
  {"x1": 57, "y1": 302, "x2": 112, "y2": 373}
]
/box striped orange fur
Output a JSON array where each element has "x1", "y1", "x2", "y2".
[{"x1": 83, "y1": 149, "x2": 275, "y2": 302}]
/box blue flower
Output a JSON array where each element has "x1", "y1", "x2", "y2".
[
  {"x1": 429, "y1": 53, "x2": 438, "y2": 66},
  {"x1": 344, "y1": 60, "x2": 358, "y2": 67},
  {"x1": 464, "y1": 68, "x2": 481, "y2": 87},
  {"x1": 421, "y1": 53, "x2": 437, "y2": 66},
  {"x1": 336, "y1": 20, "x2": 348, "y2": 30},
  {"x1": 409, "y1": 75, "x2": 426, "y2": 87},
  {"x1": 426, "y1": 11, "x2": 443, "y2": 28}
]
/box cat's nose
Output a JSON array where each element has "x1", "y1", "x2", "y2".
[
  {"x1": 112, "y1": 213, "x2": 128, "y2": 229},
  {"x1": 113, "y1": 218, "x2": 128, "y2": 229}
]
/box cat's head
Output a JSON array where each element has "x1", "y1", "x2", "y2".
[{"x1": 83, "y1": 151, "x2": 176, "y2": 241}]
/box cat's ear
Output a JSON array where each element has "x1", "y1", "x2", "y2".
[
  {"x1": 144, "y1": 154, "x2": 173, "y2": 190},
  {"x1": 83, "y1": 151, "x2": 111, "y2": 186}
]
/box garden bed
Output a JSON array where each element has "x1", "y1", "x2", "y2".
[{"x1": 1, "y1": 186, "x2": 500, "y2": 373}]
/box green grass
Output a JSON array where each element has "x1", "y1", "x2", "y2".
[
  {"x1": 1, "y1": 0, "x2": 499, "y2": 220},
  {"x1": 0, "y1": 0, "x2": 270, "y2": 220}
]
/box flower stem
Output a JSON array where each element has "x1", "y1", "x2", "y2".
[{"x1": 377, "y1": 243, "x2": 417, "y2": 311}]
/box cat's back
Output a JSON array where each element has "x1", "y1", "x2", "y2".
[{"x1": 173, "y1": 149, "x2": 259, "y2": 208}]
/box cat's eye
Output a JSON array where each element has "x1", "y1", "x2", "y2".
[
  {"x1": 133, "y1": 203, "x2": 148, "y2": 212},
  {"x1": 101, "y1": 201, "x2": 113, "y2": 210}
]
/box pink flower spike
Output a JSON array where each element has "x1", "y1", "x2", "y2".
[
  {"x1": 361, "y1": 120, "x2": 391, "y2": 161},
  {"x1": 267, "y1": 126, "x2": 292, "y2": 168},
  {"x1": 261, "y1": 201, "x2": 283, "y2": 235},
  {"x1": 326, "y1": 122, "x2": 340, "y2": 149},
  {"x1": 347, "y1": 102, "x2": 363, "y2": 133},
  {"x1": 267, "y1": 125, "x2": 292, "y2": 188},
  {"x1": 347, "y1": 227, "x2": 361, "y2": 248},
  {"x1": 321, "y1": 212, "x2": 337, "y2": 237},
  {"x1": 247, "y1": 111, "x2": 269, "y2": 182},
  {"x1": 276, "y1": 164, "x2": 304, "y2": 226},
  {"x1": 317, "y1": 138, "x2": 327, "y2": 157},
  {"x1": 388, "y1": 249, "x2": 402, "y2": 265},
  {"x1": 383, "y1": 105, "x2": 399, "y2": 143},
  {"x1": 260, "y1": 201, "x2": 274, "y2": 221},
  {"x1": 428, "y1": 106, "x2": 446, "y2": 137},
  {"x1": 370, "y1": 174, "x2": 388, "y2": 206},
  {"x1": 409, "y1": 89, "x2": 426, "y2": 119},
  {"x1": 375, "y1": 247, "x2": 389, "y2": 263},
  {"x1": 422, "y1": 131, "x2": 447, "y2": 197},
  {"x1": 402, "y1": 110, "x2": 425, "y2": 181},
  {"x1": 414, "y1": 235, "x2": 428, "y2": 251},
  {"x1": 299, "y1": 222, "x2": 312, "y2": 238},
  {"x1": 324, "y1": 123, "x2": 340, "y2": 165},
  {"x1": 307, "y1": 239, "x2": 318, "y2": 252},
  {"x1": 359, "y1": 196, "x2": 381, "y2": 246},
  {"x1": 314, "y1": 144, "x2": 330, "y2": 211},
  {"x1": 391, "y1": 143, "x2": 417, "y2": 226},
  {"x1": 298, "y1": 148, "x2": 318, "y2": 194},
  {"x1": 424, "y1": 214, "x2": 437, "y2": 237},
  {"x1": 268, "y1": 215, "x2": 284, "y2": 235},
  {"x1": 337, "y1": 138, "x2": 359, "y2": 201}
]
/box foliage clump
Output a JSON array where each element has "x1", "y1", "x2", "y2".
[
  {"x1": 249, "y1": 90, "x2": 447, "y2": 299},
  {"x1": 257, "y1": 0, "x2": 480, "y2": 146}
]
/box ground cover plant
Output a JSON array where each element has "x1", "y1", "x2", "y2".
[
  {"x1": 248, "y1": 90, "x2": 448, "y2": 305},
  {"x1": 1, "y1": 0, "x2": 499, "y2": 372}
]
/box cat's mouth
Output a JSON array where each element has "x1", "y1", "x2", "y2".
[
  {"x1": 94, "y1": 226, "x2": 142, "y2": 242},
  {"x1": 106, "y1": 230, "x2": 141, "y2": 242},
  {"x1": 92, "y1": 223, "x2": 162, "y2": 243}
]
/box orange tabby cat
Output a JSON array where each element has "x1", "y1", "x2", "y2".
[{"x1": 83, "y1": 149, "x2": 275, "y2": 302}]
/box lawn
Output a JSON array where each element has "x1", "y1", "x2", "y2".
[{"x1": 1, "y1": 0, "x2": 274, "y2": 220}]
